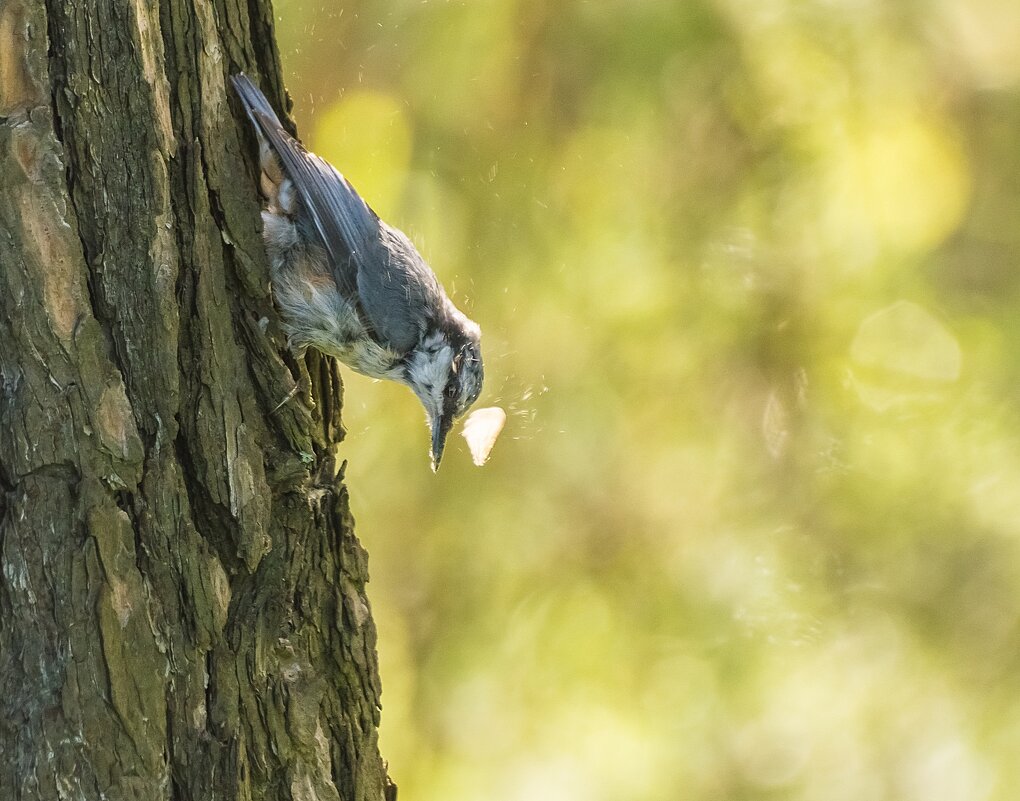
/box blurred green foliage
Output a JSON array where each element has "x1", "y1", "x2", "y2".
[{"x1": 273, "y1": 1, "x2": 1020, "y2": 798}]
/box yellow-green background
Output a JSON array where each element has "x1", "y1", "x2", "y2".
[{"x1": 273, "y1": 1, "x2": 1020, "y2": 798}]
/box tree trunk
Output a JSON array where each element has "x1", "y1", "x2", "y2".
[{"x1": 0, "y1": 1, "x2": 391, "y2": 799}]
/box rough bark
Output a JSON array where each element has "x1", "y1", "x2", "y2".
[{"x1": 0, "y1": 1, "x2": 391, "y2": 799}]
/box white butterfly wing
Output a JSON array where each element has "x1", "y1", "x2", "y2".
[{"x1": 461, "y1": 407, "x2": 507, "y2": 466}]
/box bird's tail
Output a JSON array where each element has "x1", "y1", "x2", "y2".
[
  {"x1": 230, "y1": 73, "x2": 293, "y2": 212},
  {"x1": 231, "y1": 73, "x2": 285, "y2": 135}
]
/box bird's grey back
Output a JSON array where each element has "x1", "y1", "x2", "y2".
[{"x1": 231, "y1": 73, "x2": 444, "y2": 354}]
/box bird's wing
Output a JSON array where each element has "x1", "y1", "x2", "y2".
[
  {"x1": 355, "y1": 224, "x2": 440, "y2": 353},
  {"x1": 232, "y1": 74, "x2": 362, "y2": 303},
  {"x1": 231, "y1": 74, "x2": 432, "y2": 353}
]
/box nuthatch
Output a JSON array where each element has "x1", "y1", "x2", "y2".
[{"x1": 232, "y1": 74, "x2": 484, "y2": 469}]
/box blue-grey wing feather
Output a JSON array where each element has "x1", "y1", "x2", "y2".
[
  {"x1": 357, "y1": 225, "x2": 441, "y2": 353},
  {"x1": 232, "y1": 74, "x2": 364, "y2": 303},
  {"x1": 232, "y1": 74, "x2": 436, "y2": 353}
]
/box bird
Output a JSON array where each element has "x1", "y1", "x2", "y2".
[{"x1": 231, "y1": 74, "x2": 484, "y2": 470}]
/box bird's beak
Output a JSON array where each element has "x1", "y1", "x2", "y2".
[{"x1": 430, "y1": 409, "x2": 455, "y2": 472}]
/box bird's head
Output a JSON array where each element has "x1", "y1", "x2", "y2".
[{"x1": 404, "y1": 324, "x2": 484, "y2": 470}]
